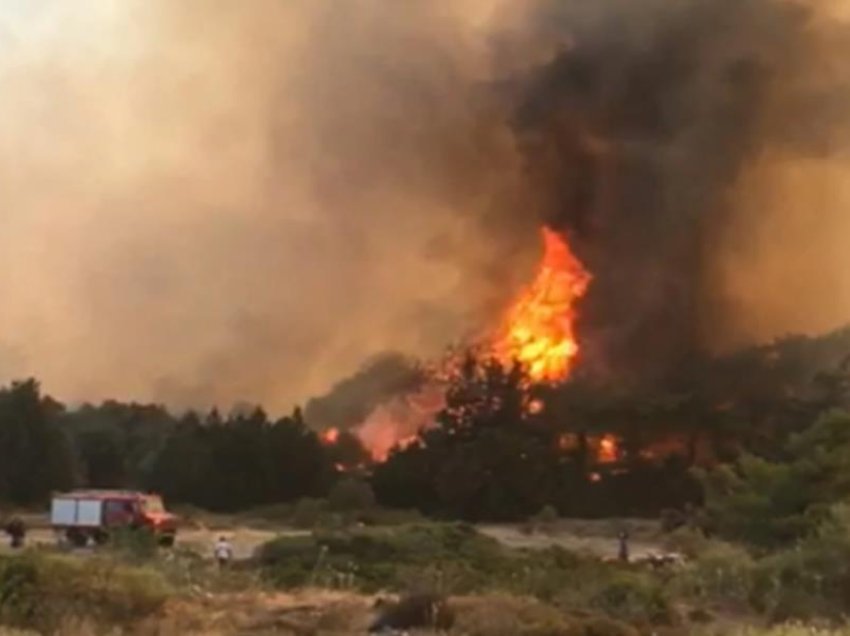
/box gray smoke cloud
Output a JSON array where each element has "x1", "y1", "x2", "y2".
[{"x1": 0, "y1": 0, "x2": 849, "y2": 411}]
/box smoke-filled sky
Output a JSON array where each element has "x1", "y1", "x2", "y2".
[
  {"x1": 1, "y1": 0, "x2": 850, "y2": 411},
  {"x1": 512, "y1": 0, "x2": 850, "y2": 382}
]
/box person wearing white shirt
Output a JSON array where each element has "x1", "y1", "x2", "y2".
[{"x1": 214, "y1": 536, "x2": 233, "y2": 569}]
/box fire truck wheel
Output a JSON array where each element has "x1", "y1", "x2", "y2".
[
  {"x1": 66, "y1": 529, "x2": 88, "y2": 548},
  {"x1": 93, "y1": 530, "x2": 109, "y2": 546}
]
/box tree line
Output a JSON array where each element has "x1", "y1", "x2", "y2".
[
  {"x1": 374, "y1": 328, "x2": 850, "y2": 519},
  {"x1": 1, "y1": 327, "x2": 849, "y2": 519},
  {"x1": 0, "y1": 383, "x2": 333, "y2": 512}
]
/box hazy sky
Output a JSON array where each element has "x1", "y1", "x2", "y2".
[
  {"x1": 1, "y1": 0, "x2": 849, "y2": 411},
  {"x1": 0, "y1": 0, "x2": 539, "y2": 411}
]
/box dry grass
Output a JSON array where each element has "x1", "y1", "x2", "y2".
[
  {"x1": 145, "y1": 592, "x2": 637, "y2": 636},
  {"x1": 450, "y1": 594, "x2": 574, "y2": 636},
  {"x1": 3, "y1": 583, "x2": 847, "y2": 636},
  {"x1": 0, "y1": 590, "x2": 638, "y2": 635},
  {"x1": 135, "y1": 589, "x2": 374, "y2": 635},
  {"x1": 697, "y1": 626, "x2": 850, "y2": 636}
]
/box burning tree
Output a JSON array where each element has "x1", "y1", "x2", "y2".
[
  {"x1": 372, "y1": 356, "x2": 564, "y2": 520},
  {"x1": 494, "y1": 227, "x2": 591, "y2": 383},
  {"x1": 317, "y1": 226, "x2": 592, "y2": 463}
]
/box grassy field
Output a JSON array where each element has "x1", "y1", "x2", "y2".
[{"x1": 1, "y1": 513, "x2": 847, "y2": 635}]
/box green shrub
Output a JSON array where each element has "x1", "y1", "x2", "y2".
[
  {"x1": 256, "y1": 532, "x2": 324, "y2": 587},
  {"x1": 742, "y1": 504, "x2": 850, "y2": 622},
  {"x1": 585, "y1": 572, "x2": 672, "y2": 625},
  {"x1": 664, "y1": 503, "x2": 850, "y2": 623},
  {"x1": 660, "y1": 508, "x2": 688, "y2": 533},
  {"x1": 526, "y1": 505, "x2": 560, "y2": 535},
  {"x1": 257, "y1": 521, "x2": 674, "y2": 628},
  {"x1": 699, "y1": 411, "x2": 850, "y2": 549},
  {"x1": 357, "y1": 507, "x2": 425, "y2": 526},
  {"x1": 542, "y1": 555, "x2": 675, "y2": 628},
  {"x1": 672, "y1": 541, "x2": 756, "y2": 606},
  {"x1": 291, "y1": 498, "x2": 328, "y2": 529},
  {"x1": 108, "y1": 527, "x2": 159, "y2": 561},
  {"x1": 328, "y1": 478, "x2": 376, "y2": 513},
  {"x1": 663, "y1": 526, "x2": 712, "y2": 558},
  {"x1": 751, "y1": 547, "x2": 848, "y2": 622},
  {"x1": 154, "y1": 545, "x2": 258, "y2": 594},
  {"x1": 259, "y1": 523, "x2": 519, "y2": 593},
  {"x1": 0, "y1": 552, "x2": 169, "y2": 632}
]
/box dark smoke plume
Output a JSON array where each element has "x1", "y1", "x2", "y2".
[
  {"x1": 304, "y1": 353, "x2": 424, "y2": 431},
  {"x1": 502, "y1": 0, "x2": 850, "y2": 382}
]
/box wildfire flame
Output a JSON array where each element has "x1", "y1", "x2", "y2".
[
  {"x1": 326, "y1": 227, "x2": 592, "y2": 463},
  {"x1": 597, "y1": 434, "x2": 619, "y2": 464},
  {"x1": 496, "y1": 227, "x2": 591, "y2": 382},
  {"x1": 355, "y1": 384, "x2": 445, "y2": 461},
  {"x1": 557, "y1": 432, "x2": 621, "y2": 465},
  {"x1": 320, "y1": 386, "x2": 445, "y2": 463}
]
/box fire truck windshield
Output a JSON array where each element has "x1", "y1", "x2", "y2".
[{"x1": 143, "y1": 496, "x2": 165, "y2": 513}]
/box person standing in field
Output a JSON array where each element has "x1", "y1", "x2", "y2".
[
  {"x1": 5, "y1": 517, "x2": 26, "y2": 549},
  {"x1": 214, "y1": 535, "x2": 233, "y2": 569},
  {"x1": 617, "y1": 529, "x2": 630, "y2": 563}
]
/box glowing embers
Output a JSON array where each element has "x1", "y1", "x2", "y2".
[{"x1": 557, "y1": 432, "x2": 621, "y2": 464}]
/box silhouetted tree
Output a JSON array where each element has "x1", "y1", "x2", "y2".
[
  {"x1": 147, "y1": 407, "x2": 332, "y2": 511},
  {"x1": 0, "y1": 380, "x2": 75, "y2": 504},
  {"x1": 374, "y1": 357, "x2": 563, "y2": 520}
]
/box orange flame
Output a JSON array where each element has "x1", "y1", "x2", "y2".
[
  {"x1": 496, "y1": 227, "x2": 591, "y2": 382},
  {"x1": 597, "y1": 434, "x2": 619, "y2": 464},
  {"x1": 335, "y1": 227, "x2": 591, "y2": 463},
  {"x1": 556, "y1": 432, "x2": 620, "y2": 465},
  {"x1": 355, "y1": 384, "x2": 445, "y2": 461},
  {"x1": 320, "y1": 428, "x2": 340, "y2": 445}
]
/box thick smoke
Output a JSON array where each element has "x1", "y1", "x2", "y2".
[
  {"x1": 303, "y1": 353, "x2": 424, "y2": 432},
  {"x1": 0, "y1": 0, "x2": 537, "y2": 410},
  {"x1": 0, "y1": 0, "x2": 849, "y2": 411},
  {"x1": 507, "y1": 0, "x2": 850, "y2": 381}
]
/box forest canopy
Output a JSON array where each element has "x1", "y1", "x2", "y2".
[{"x1": 1, "y1": 327, "x2": 849, "y2": 519}]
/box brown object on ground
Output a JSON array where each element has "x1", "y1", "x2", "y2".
[{"x1": 369, "y1": 592, "x2": 454, "y2": 632}]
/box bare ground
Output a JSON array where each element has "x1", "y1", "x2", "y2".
[
  {"x1": 478, "y1": 518, "x2": 663, "y2": 561},
  {"x1": 1, "y1": 513, "x2": 664, "y2": 562}
]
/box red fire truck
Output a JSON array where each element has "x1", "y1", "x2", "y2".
[{"x1": 50, "y1": 490, "x2": 178, "y2": 547}]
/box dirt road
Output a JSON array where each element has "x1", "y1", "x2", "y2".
[
  {"x1": 1, "y1": 524, "x2": 290, "y2": 560},
  {"x1": 477, "y1": 522, "x2": 662, "y2": 561},
  {"x1": 1, "y1": 515, "x2": 663, "y2": 562}
]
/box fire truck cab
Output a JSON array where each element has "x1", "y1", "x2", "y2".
[{"x1": 50, "y1": 490, "x2": 178, "y2": 548}]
